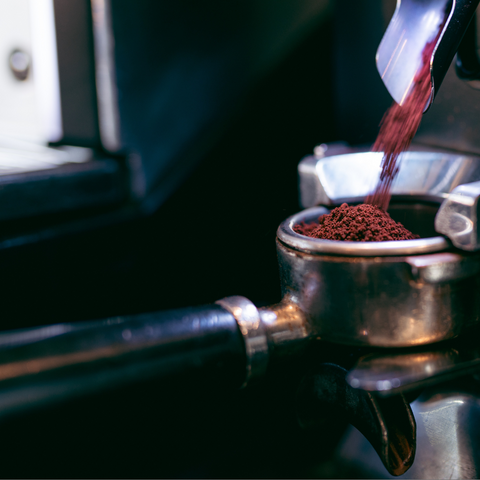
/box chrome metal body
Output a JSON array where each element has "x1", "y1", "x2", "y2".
[
  {"x1": 347, "y1": 333, "x2": 480, "y2": 395},
  {"x1": 216, "y1": 296, "x2": 269, "y2": 386},
  {"x1": 276, "y1": 206, "x2": 480, "y2": 347},
  {"x1": 217, "y1": 297, "x2": 311, "y2": 385},
  {"x1": 297, "y1": 363, "x2": 416, "y2": 477},
  {"x1": 435, "y1": 180, "x2": 480, "y2": 250},
  {"x1": 377, "y1": 0, "x2": 451, "y2": 108},
  {"x1": 377, "y1": 0, "x2": 480, "y2": 109},
  {"x1": 298, "y1": 149, "x2": 480, "y2": 209},
  {"x1": 338, "y1": 384, "x2": 480, "y2": 479}
]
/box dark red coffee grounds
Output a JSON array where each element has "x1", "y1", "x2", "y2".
[
  {"x1": 367, "y1": 22, "x2": 447, "y2": 211},
  {"x1": 294, "y1": 203, "x2": 419, "y2": 241},
  {"x1": 293, "y1": 220, "x2": 319, "y2": 237}
]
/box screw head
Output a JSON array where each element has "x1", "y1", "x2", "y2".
[{"x1": 9, "y1": 49, "x2": 30, "y2": 81}]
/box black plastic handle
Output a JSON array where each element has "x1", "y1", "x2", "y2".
[{"x1": 0, "y1": 304, "x2": 246, "y2": 417}]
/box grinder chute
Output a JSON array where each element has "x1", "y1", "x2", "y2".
[{"x1": 377, "y1": 0, "x2": 480, "y2": 110}]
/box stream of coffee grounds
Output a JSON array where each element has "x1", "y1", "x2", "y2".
[
  {"x1": 366, "y1": 28, "x2": 445, "y2": 211},
  {"x1": 295, "y1": 20, "x2": 447, "y2": 241},
  {"x1": 294, "y1": 203, "x2": 419, "y2": 241}
]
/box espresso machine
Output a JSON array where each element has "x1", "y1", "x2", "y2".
[{"x1": 2, "y1": 0, "x2": 480, "y2": 478}]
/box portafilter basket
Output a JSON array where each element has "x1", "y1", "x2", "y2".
[{"x1": 276, "y1": 201, "x2": 480, "y2": 349}]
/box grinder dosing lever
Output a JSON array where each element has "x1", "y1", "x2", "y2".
[{"x1": 377, "y1": 0, "x2": 480, "y2": 110}]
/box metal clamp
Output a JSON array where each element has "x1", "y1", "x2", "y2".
[{"x1": 216, "y1": 296, "x2": 269, "y2": 387}]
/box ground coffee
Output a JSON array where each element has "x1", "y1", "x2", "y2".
[
  {"x1": 366, "y1": 26, "x2": 446, "y2": 211},
  {"x1": 294, "y1": 203, "x2": 419, "y2": 241}
]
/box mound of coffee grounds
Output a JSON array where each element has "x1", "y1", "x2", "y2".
[
  {"x1": 293, "y1": 203, "x2": 419, "y2": 241},
  {"x1": 293, "y1": 220, "x2": 319, "y2": 237},
  {"x1": 367, "y1": 15, "x2": 448, "y2": 211}
]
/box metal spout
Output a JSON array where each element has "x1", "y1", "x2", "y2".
[
  {"x1": 377, "y1": 0, "x2": 479, "y2": 110},
  {"x1": 296, "y1": 363, "x2": 416, "y2": 476}
]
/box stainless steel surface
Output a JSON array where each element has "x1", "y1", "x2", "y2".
[
  {"x1": 276, "y1": 205, "x2": 480, "y2": 347},
  {"x1": 259, "y1": 302, "x2": 310, "y2": 357},
  {"x1": 216, "y1": 296, "x2": 269, "y2": 386},
  {"x1": 297, "y1": 363, "x2": 416, "y2": 476},
  {"x1": 435, "y1": 180, "x2": 480, "y2": 250},
  {"x1": 338, "y1": 384, "x2": 480, "y2": 479},
  {"x1": 377, "y1": 0, "x2": 451, "y2": 108},
  {"x1": 347, "y1": 343, "x2": 480, "y2": 395},
  {"x1": 377, "y1": 0, "x2": 480, "y2": 108},
  {"x1": 298, "y1": 150, "x2": 480, "y2": 209},
  {"x1": 278, "y1": 206, "x2": 449, "y2": 257},
  {"x1": 214, "y1": 299, "x2": 310, "y2": 386}
]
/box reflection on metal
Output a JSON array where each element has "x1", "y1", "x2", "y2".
[
  {"x1": 435, "y1": 181, "x2": 480, "y2": 250},
  {"x1": 405, "y1": 252, "x2": 480, "y2": 283},
  {"x1": 275, "y1": 203, "x2": 480, "y2": 347},
  {"x1": 348, "y1": 327, "x2": 480, "y2": 396},
  {"x1": 298, "y1": 150, "x2": 480, "y2": 209},
  {"x1": 349, "y1": 350, "x2": 461, "y2": 395},
  {"x1": 377, "y1": 0, "x2": 480, "y2": 108},
  {"x1": 338, "y1": 385, "x2": 480, "y2": 479},
  {"x1": 376, "y1": 0, "x2": 452, "y2": 108},
  {"x1": 259, "y1": 301, "x2": 311, "y2": 356},
  {"x1": 296, "y1": 363, "x2": 416, "y2": 476},
  {"x1": 216, "y1": 297, "x2": 312, "y2": 386},
  {"x1": 216, "y1": 296, "x2": 269, "y2": 387},
  {"x1": 91, "y1": 0, "x2": 121, "y2": 152}
]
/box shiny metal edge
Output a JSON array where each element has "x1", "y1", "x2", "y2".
[
  {"x1": 277, "y1": 207, "x2": 450, "y2": 257},
  {"x1": 215, "y1": 296, "x2": 269, "y2": 387},
  {"x1": 375, "y1": 0, "x2": 452, "y2": 109},
  {"x1": 91, "y1": 0, "x2": 122, "y2": 152},
  {"x1": 299, "y1": 149, "x2": 480, "y2": 209}
]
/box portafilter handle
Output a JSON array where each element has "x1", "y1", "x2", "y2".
[
  {"x1": 0, "y1": 298, "x2": 419, "y2": 476},
  {"x1": 0, "y1": 303, "x2": 248, "y2": 418},
  {"x1": 377, "y1": 0, "x2": 479, "y2": 110},
  {"x1": 0, "y1": 297, "x2": 310, "y2": 418}
]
